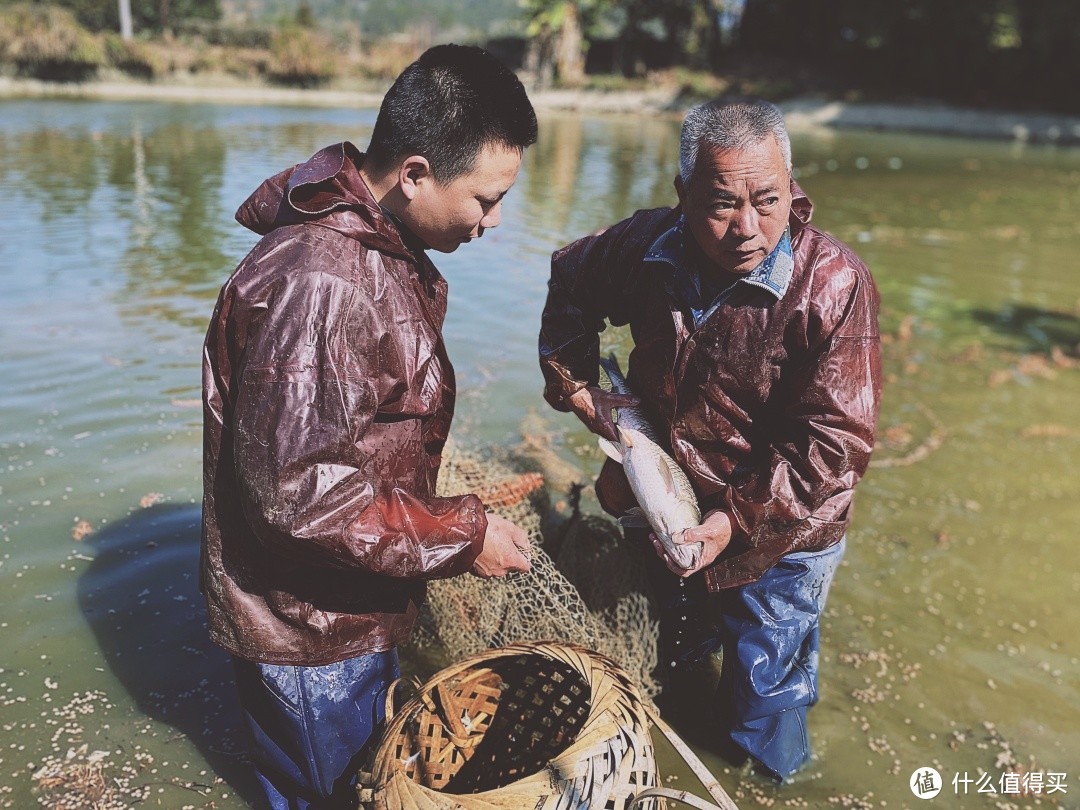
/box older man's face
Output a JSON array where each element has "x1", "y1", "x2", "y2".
[{"x1": 677, "y1": 136, "x2": 792, "y2": 275}]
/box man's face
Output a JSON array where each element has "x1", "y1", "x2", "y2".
[
  {"x1": 677, "y1": 136, "x2": 792, "y2": 274},
  {"x1": 403, "y1": 142, "x2": 522, "y2": 253}
]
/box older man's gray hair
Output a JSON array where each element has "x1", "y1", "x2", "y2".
[{"x1": 679, "y1": 99, "x2": 792, "y2": 184}]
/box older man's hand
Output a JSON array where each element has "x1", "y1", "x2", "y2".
[
  {"x1": 567, "y1": 385, "x2": 639, "y2": 442},
  {"x1": 650, "y1": 509, "x2": 733, "y2": 577}
]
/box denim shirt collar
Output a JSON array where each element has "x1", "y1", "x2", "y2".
[{"x1": 643, "y1": 215, "x2": 794, "y2": 306}]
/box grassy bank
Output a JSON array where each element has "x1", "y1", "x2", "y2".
[{"x1": 0, "y1": 3, "x2": 419, "y2": 87}]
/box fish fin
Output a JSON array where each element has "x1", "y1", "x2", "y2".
[
  {"x1": 616, "y1": 425, "x2": 634, "y2": 447},
  {"x1": 619, "y1": 508, "x2": 649, "y2": 529},
  {"x1": 598, "y1": 438, "x2": 623, "y2": 464},
  {"x1": 657, "y1": 456, "x2": 680, "y2": 497}
]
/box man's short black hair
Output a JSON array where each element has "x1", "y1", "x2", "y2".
[{"x1": 365, "y1": 44, "x2": 538, "y2": 184}]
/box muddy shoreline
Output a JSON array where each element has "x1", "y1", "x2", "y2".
[{"x1": 3, "y1": 75, "x2": 1080, "y2": 144}]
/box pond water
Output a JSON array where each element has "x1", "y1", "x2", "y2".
[{"x1": 1, "y1": 99, "x2": 1078, "y2": 809}]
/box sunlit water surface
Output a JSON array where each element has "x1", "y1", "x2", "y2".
[{"x1": 1, "y1": 100, "x2": 1078, "y2": 808}]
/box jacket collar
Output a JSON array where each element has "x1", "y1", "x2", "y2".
[
  {"x1": 643, "y1": 179, "x2": 812, "y2": 302},
  {"x1": 235, "y1": 141, "x2": 419, "y2": 262}
]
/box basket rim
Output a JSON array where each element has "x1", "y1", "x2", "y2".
[{"x1": 368, "y1": 641, "x2": 651, "y2": 798}]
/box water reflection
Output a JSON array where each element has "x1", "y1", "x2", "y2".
[
  {"x1": 0, "y1": 128, "x2": 103, "y2": 221},
  {"x1": 970, "y1": 303, "x2": 1080, "y2": 352},
  {"x1": 109, "y1": 120, "x2": 232, "y2": 329},
  {"x1": 76, "y1": 504, "x2": 261, "y2": 805},
  {"x1": 0, "y1": 115, "x2": 232, "y2": 330},
  {"x1": 523, "y1": 114, "x2": 587, "y2": 235},
  {"x1": 522, "y1": 113, "x2": 681, "y2": 240}
]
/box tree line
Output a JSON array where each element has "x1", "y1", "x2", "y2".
[
  {"x1": 0, "y1": 0, "x2": 221, "y2": 34},
  {"x1": 2, "y1": 0, "x2": 1078, "y2": 111},
  {"x1": 524, "y1": 0, "x2": 1080, "y2": 111}
]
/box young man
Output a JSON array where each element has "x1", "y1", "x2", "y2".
[
  {"x1": 539, "y1": 99, "x2": 881, "y2": 781},
  {"x1": 202, "y1": 45, "x2": 537, "y2": 808}
]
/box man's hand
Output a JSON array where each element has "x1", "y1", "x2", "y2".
[
  {"x1": 567, "y1": 385, "x2": 640, "y2": 442},
  {"x1": 471, "y1": 513, "x2": 532, "y2": 578},
  {"x1": 650, "y1": 509, "x2": 733, "y2": 577}
]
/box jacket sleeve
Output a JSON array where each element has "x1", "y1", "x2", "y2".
[
  {"x1": 539, "y1": 212, "x2": 660, "y2": 411},
  {"x1": 708, "y1": 252, "x2": 882, "y2": 589},
  {"x1": 231, "y1": 266, "x2": 486, "y2": 579}
]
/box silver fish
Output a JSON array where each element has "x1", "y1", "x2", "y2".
[{"x1": 598, "y1": 354, "x2": 703, "y2": 569}]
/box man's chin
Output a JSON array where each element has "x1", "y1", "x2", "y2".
[
  {"x1": 427, "y1": 241, "x2": 459, "y2": 254},
  {"x1": 432, "y1": 238, "x2": 473, "y2": 254}
]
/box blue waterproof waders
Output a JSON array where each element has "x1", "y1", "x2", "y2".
[
  {"x1": 631, "y1": 528, "x2": 845, "y2": 781},
  {"x1": 233, "y1": 649, "x2": 399, "y2": 809},
  {"x1": 715, "y1": 539, "x2": 845, "y2": 780}
]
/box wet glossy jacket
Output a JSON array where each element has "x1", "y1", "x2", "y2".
[
  {"x1": 539, "y1": 184, "x2": 882, "y2": 590},
  {"x1": 202, "y1": 143, "x2": 487, "y2": 665}
]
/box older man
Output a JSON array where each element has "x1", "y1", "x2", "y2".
[{"x1": 539, "y1": 98, "x2": 881, "y2": 780}]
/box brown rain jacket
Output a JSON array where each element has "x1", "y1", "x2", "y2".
[
  {"x1": 201, "y1": 142, "x2": 487, "y2": 665},
  {"x1": 539, "y1": 183, "x2": 882, "y2": 590}
]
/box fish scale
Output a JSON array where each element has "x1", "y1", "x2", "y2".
[{"x1": 598, "y1": 355, "x2": 703, "y2": 570}]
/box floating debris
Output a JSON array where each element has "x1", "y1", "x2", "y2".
[
  {"x1": 825, "y1": 792, "x2": 877, "y2": 809},
  {"x1": 872, "y1": 404, "x2": 946, "y2": 469},
  {"x1": 896, "y1": 314, "x2": 915, "y2": 343},
  {"x1": 989, "y1": 350, "x2": 1079, "y2": 388},
  {"x1": 31, "y1": 743, "x2": 149, "y2": 809},
  {"x1": 1021, "y1": 424, "x2": 1080, "y2": 439},
  {"x1": 70, "y1": 520, "x2": 93, "y2": 541},
  {"x1": 473, "y1": 472, "x2": 545, "y2": 509},
  {"x1": 881, "y1": 424, "x2": 913, "y2": 452}
]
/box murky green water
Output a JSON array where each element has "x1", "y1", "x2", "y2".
[{"x1": 1, "y1": 100, "x2": 1078, "y2": 809}]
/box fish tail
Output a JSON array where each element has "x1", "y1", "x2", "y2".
[{"x1": 599, "y1": 353, "x2": 627, "y2": 391}]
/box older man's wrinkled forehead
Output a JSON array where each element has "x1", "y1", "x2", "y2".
[{"x1": 690, "y1": 136, "x2": 791, "y2": 197}]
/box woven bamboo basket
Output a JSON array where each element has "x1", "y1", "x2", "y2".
[{"x1": 358, "y1": 642, "x2": 739, "y2": 810}]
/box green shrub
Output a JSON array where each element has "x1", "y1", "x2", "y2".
[
  {"x1": 582, "y1": 74, "x2": 650, "y2": 92},
  {"x1": 103, "y1": 33, "x2": 166, "y2": 79},
  {"x1": 190, "y1": 45, "x2": 270, "y2": 79},
  {"x1": 671, "y1": 67, "x2": 728, "y2": 101},
  {"x1": 268, "y1": 25, "x2": 336, "y2": 87},
  {"x1": 0, "y1": 4, "x2": 105, "y2": 80},
  {"x1": 174, "y1": 18, "x2": 272, "y2": 49},
  {"x1": 355, "y1": 38, "x2": 419, "y2": 81}
]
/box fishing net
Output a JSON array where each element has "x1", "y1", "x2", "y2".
[{"x1": 416, "y1": 427, "x2": 661, "y2": 698}]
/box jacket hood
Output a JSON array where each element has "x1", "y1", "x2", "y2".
[{"x1": 234, "y1": 141, "x2": 414, "y2": 259}]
